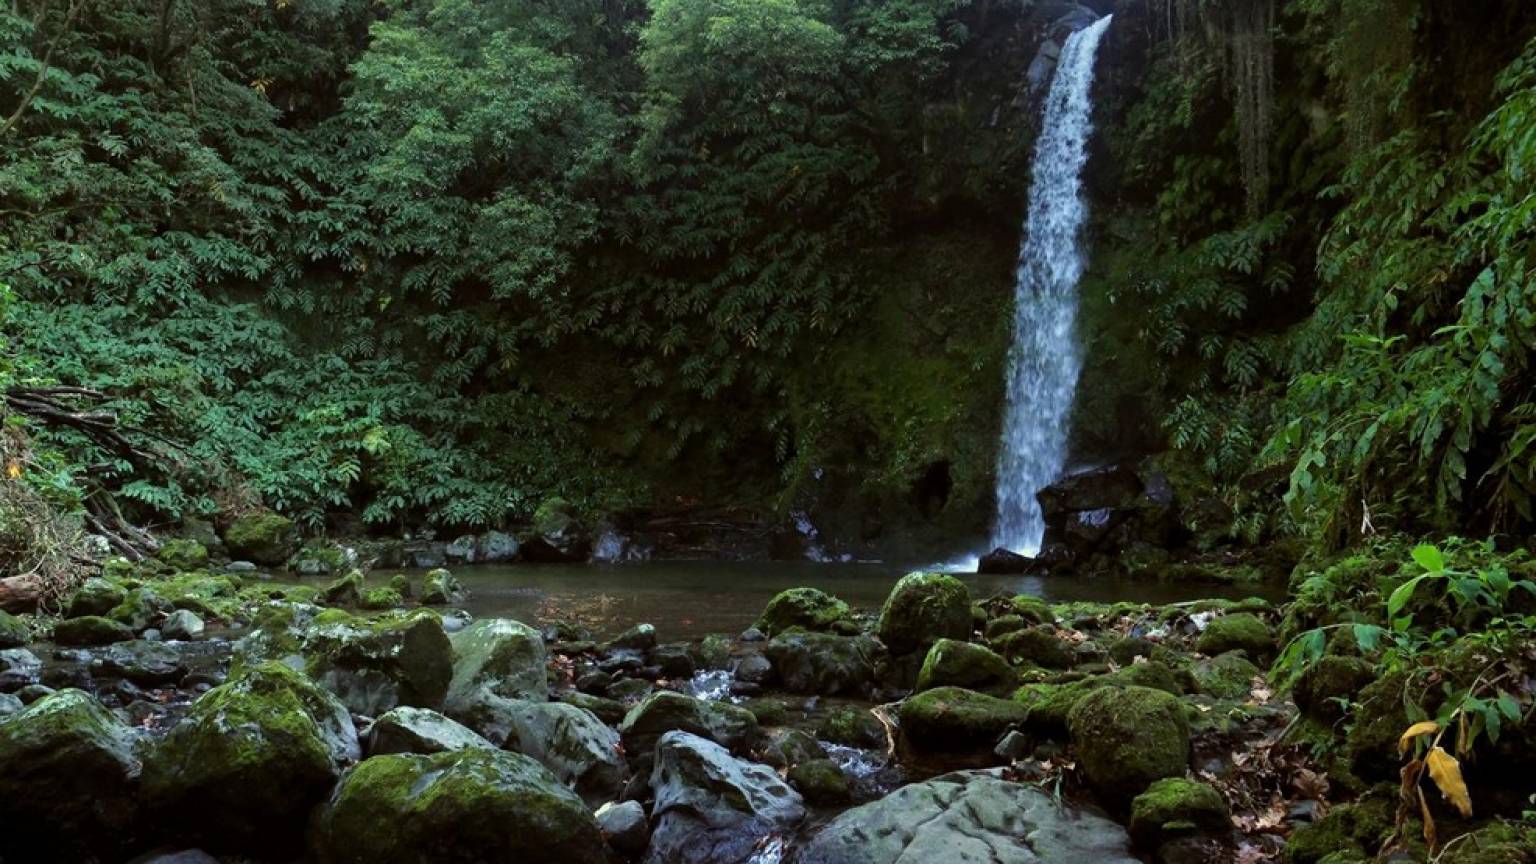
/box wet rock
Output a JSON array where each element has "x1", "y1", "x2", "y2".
[
  {"x1": 607, "y1": 677, "x2": 654, "y2": 702},
  {"x1": 522, "y1": 497, "x2": 592, "y2": 563},
  {"x1": 1129, "y1": 778, "x2": 1232, "y2": 849},
  {"x1": 915, "y1": 639, "x2": 1016, "y2": 694},
  {"x1": 404, "y1": 541, "x2": 448, "y2": 569},
  {"x1": 1190, "y1": 651, "x2": 1261, "y2": 700},
  {"x1": 734, "y1": 652, "x2": 773, "y2": 685},
  {"x1": 141, "y1": 662, "x2": 359, "y2": 856},
  {"x1": 320, "y1": 569, "x2": 364, "y2": 606},
  {"x1": 984, "y1": 614, "x2": 1030, "y2": 640},
  {"x1": 756, "y1": 587, "x2": 853, "y2": 637},
  {"x1": 619, "y1": 691, "x2": 758, "y2": 758},
  {"x1": 790, "y1": 758, "x2": 852, "y2": 805},
  {"x1": 761, "y1": 728, "x2": 827, "y2": 769},
  {"x1": 222, "y1": 510, "x2": 298, "y2": 566},
  {"x1": 66, "y1": 577, "x2": 127, "y2": 618},
  {"x1": 608, "y1": 623, "x2": 658, "y2": 653},
  {"x1": 311, "y1": 748, "x2": 607, "y2": 864},
  {"x1": 1068, "y1": 685, "x2": 1190, "y2": 811},
  {"x1": 492, "y1": 699, "x2": 627, "y2": 805},
  {"x1": 161, "y1": 609, "x2": 205, "y2": 641},
  {"x1": 366, "y1": 705, "x2": 496, "y2": 755},
  {"x1": 478, "y1": 530, "x2": 521, "y2": 562},
  {"x1": 1108, "y1": 635, "x2": 1158, "y2": 666},
  {"x1": 0, "y1": 610, "x2": 31, "y2": 648},
  {"x1": 978, "y1": 547, "x2": 1031, "y2": 574},
  {"x1": 596, "y1": 800, "x2": 649, "y2": 857},
  {"x1": 1196, "y1": 612, "x2": 1275, "y2": 663},
  {"x1": 989, "y1": 626, "x2": 1074, "y2": 669},
  {"x1": 445, "y1": 534, "x2": 479, "y2": 564},
  {"x1": 421, "y1": 567, "x2": 463, "y2": 605},
  {"x1": 900, "y1": 686, "x2": 1029, "y2": 753},
  {"x1": 1038, "y1": 463, "x2": 1143, "y2": 519},
  {"x1": 877, "y1": 572, "x2": 972, "y2": 655},
  {"x1": 359, "y1": 585, "x2": 403, "y2": 610},
  {"x1": 0, "y1": 648, "x2": 41, "y2": 690},
  {"x1": 794, "y1": 769, "x2": 1138, "y2": 864},
  {"x1": 654, "y1": 642, "x2": 696, "y2": 678},
  {"x1": 994, "y1": 729, "x2": 1031, "y2": 761},
  {"x1": 764, "y1": 631, "x2": 879, "y2": 695},
  {"x1": 739, "y1": 627, "x2": 766, "y2": 643},
  {"x1": 1295, "y1": 655, "x2": 1374, "y2": 722},
  {"x1": 0, "y1": 689, "x2": 142, "y2": 861},
  {"x1": 817, "y1": 705, "x2": 886, "y2": 749},
  {"x1": 108, "y1": 586, "x2": 170, "y2": 631},
  {"x1": 645, "y1": 731, "x2": 805, "y2": 864},
  {"x1": 557, "y1": 690, "x2": 628, "y2": 725},
  {"x1": 50, "y1": 614, "x2": 131, "y2": 651},
  {"x1": 100, "y1": 640, "x2": 186, "y2": 685},
  {"x1": 290, "y1": 540, "x2": 355, "y2": 576},
  {"x1": 0, "y1": 692, "x2": 20, "y2": 716}
]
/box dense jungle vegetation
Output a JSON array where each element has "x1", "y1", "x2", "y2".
[{"x1": 0, "y1": 0, "x2": 1533, "y2": 554}]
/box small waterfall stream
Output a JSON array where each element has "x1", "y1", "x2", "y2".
[{"x1": 991, "y1": 14, "x2": 1113, "y2": 556}]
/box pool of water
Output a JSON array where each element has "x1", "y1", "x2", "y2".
[{"x1": 436, "y1": 560, "x2": 1286, "y2": 640}]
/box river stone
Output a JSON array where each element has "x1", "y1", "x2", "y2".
[
  {"x1": 222, "y1": 510, "x2": 298, "y2": 566},
  {"x1": 366, "y1": 706, "x2": 496, "y2": 756},
  {"x1": 756, "y1": 587, "x2": 853, "y2": 637},
  {"x1": 0, "y1": 648, "x2": 42, "y2": 691},
  {"x1": 764, "y1": 631, "x2": 879, "y2": 695},
  {"x1": 556, "y1": 689, "x2": 628, "y2": 725},
  {"x1": 1191, "y1": 650, "x2": 1262, "y2": 700},
  {"x1": 876, "y1": 572, "x2": 972, "y2": 655},
  {"x1": 445, "y1": 534, "x2": 479, "y2": 564},
  {"x1": 620, "y1": 691, "x2": 758, "y2": 758},
  {"x1": 1128, "y1": 777, "x2": 1232, "y2": 849},
  {"x1": 607, "y1": 622, "x2": 658, "y2": 652},
  {"x1": 99, "y1": 640, "x2": 187, "y2": 685},
  {"x1": 109, "y1": 586, "x2": 170, "y2": 631},
  {"x1": 0, "y1": 692, "x2": 21, "y2": 717},
  {"x1": 444, "y1": 618, "x2": 548, "y2": 714},
  {"x1": 310, "y1": 748, "x2": 607, "y2": 864},
  {"x1": 915, "y1": 639, "x2": 1016, "y2": 694},
  {"x1": 161, "y1": 609, "x2": 206, "y2": 641},
  {"x1": 67, "y1": 577, "x2": 128, "y2": 618},
  {"x1": 142, "y1": 662, "x2": 359, "y2": 856},
  {"x1": 899, "y1": 686, "x2": 1029, "y2": 753},
  {"x1": 645, "y1": 731, "x2": 805, "y2": 864},
  {"x1": 0, "y1": 610, "x2": 30, "y2": 648},
  {"x1": 492, "y1": 699, "x2": 626, "y2": 805},
  {"x1": 761, "y1": 728, "x2": 828, "y2": 769},
  {"x1": 794, "y1": 769, "x2": 1139, "y2": 864},
  {"x1": 596, "y1": 800, "x2": 649, "y2": 856},
  {"x1": 1067, "y1": 685, "x2": 1190, "y2": 811},
  {"x1": 55, "y1": 614, "x2": 134, "y2": 646},
  {"x1": 1195, "y1": 612, "x2": 1275, "y2": 663},
  {"x1": 420, "y1": 567, "x2": 462, "y2": 605},
  {"x1": 478, "y1": 530, "x2": 520, "y2": 562},
  {"x1": 0, "y1": 689, "x2": 142, "y2": 861}
]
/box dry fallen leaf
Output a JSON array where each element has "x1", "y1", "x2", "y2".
[
  {"x1": 1399, "y1": 721, "x2": 1440, "y2": 753},
  {"x1": 1425, "y1": 746, "x2": 1473, "y2": 818}
]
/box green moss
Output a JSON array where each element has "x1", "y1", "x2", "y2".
[
  {"x1": 741, "y1": 697, "x2": 790, "y2": 727},
  {"x1": 1010, "y1": 595, "x2": 1056, "y2": 625},
  {"x1": 1067, "y1": 685, "x2": 1190, "y2": 811},
  {"x1": 421, "y1": 568, "x2": 462, "y2": 605},
  {"x1": 388, "y1": 573, "x2": 411, "y2": 598},
  {"x1": 983, "y1": 614, "x2": 1028, "y2": 640},
  {"x1": 322, "y1": 569, "x2": 365, "y2": 607},
  {"x1": 53, "y1": 615, "x2": 133, "y2": 646},
  {"x1": 532, "y1": 497, "x2": 576, "y2": 536},
  {"x1": 157, "y1": 538, "x2": 209, "y2": 571},
  {"x1": 789, "y1": 758, "x2": 851, "y2": 806},
  {"x1": 756, "y1": 587, "x2": 853, "y2": 637},
  {"x1": 1283, "y1": 798, "x2": 1394, "y2": 864},
  {"x1": 223, "y1": 510, "x2": 298, "y2": 565},
  {"x1": 0, "y1": 611, "x2": 30, "y2": 648},
  {"x1": 989, "y1": 626, "x2": 1074, "y2": 669},
  {"x1": 1295, "y1": 655, "x2": 1373, "y2": 722},
  {"x1": 1129, "y1": 777, "x2": 1231, "y2": 849},
  {"x1": 1191, "y1": 651, "x2": 1261, "y2": 699},
  {"x1": 900, "y1": 686, "x2": 1029, "y2": 752},
  {"x1": 360, "y1": 586, "x2": 404, "y2": 611},
  {"x1": 876, "y1": 572, "x2": 972, "y2": 655},
  {"x1": 1196, "y1": 612, "x2": 1275, "y2": 662},
  {"x1": 65, "y1": 577, "x2": 126, "y2": 618},
  {"x1": 915, "y1": 638, "x2": 1015, "y2": 694},
  {"x1": 817, "y1": 705, "x2": 886, "y2": 748},
  {"x1": 1438, "y1": 822, "x2": 1536, "y2": 864}
]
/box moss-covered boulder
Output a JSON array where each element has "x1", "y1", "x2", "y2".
[
  {"x1": 900, "y1": 686, "x2": 1029, "y2": 753},
  {"x1": 156, "y1": 572, "x2": 243, "y2": 620},
  {"x1": 1190, "y1": 651, "x2": 1262, "y2": 700},
  {"x1": 1344, "y1": 669, "x2": 1413, "y2": 781},
  {"x1": 990, "y1": 626, "x2": 1075, "y2": 669},
  {"x1": 443, "y1": 619, "x2": 548, "y2": 733},
  {"x1": 1067, "y1": 686, "x2": 1190, "y2": 811},
  {"x1": 817, "y1": 705, "x2": 886, "y2": 749},
  {"x1": 1295, "y1": 655, "x2": 1374, "y2": 722},
  {"x1": 490, "y1": 699, "x2": 626, "y2": 805},
  {"x1": 764, "y1": 630, "x2": 880, "y2": 695},
  {"x1": 310, "y1": 748, "x2": 607, "y2": 864},
  {"x1": 53, "y1": 614, "x2": 133, "y2": 646},
  {"x1": 646, "y1": 730, "x2": 806, "y2": 864},
  {"x1": 142, "y1": 662, "x2": 359, "y2": 856},
  {"x1": 290, "y1": 540, "x2": 353, "y2": 576},
  {"x1": 877, "y1": 572, "x2": 972, "y2": 655},
  {"x1": 0, "y1": 689, "x2": 142, "y2": 861},
  {"x1": 983, "y1": 614, "x2": 1029, "y2": 641},
  {"x1": 108, "y1": 585, "x2": 170, "y2": 631},
  {"x1": 1010, "y1": 595, "x2": 1056, "y2": 625},
  {"x1": 1436, "y1": 822, "x2": 1536, "y2": 864},
  {"x1": 757, "y1": 587, "x2": 853, "y2": 637},
  {"x1": 1282, "y1": 798, "x2": 1394, "y2": 864},
  {"x1": 1195, "y1": 612, "x2": 1275, "y2": 663},
  {"x1": 1128, "y1": 778, "x2": 1231, "y2": 849},
  {"x1": 100, "y1": 639, "x2": 187, "y2": 685},
  {"x1": 223, "y1": 510, "x2": 298, "y2": 565},
  {"x1": 421, "y1": 567, "x2": 463, "y2": 605},
  {"x1": 915, "y1": 638, "x2": 1015, "y2": 694},
  {"x1": 556, "y1": 690, "x2": 627, "y2": 725},
  {"x1": 366, "y1": 706, "x2": 496, "y2": 756},
  {"x1": 790, "y1": 758, "x2": 853, "y2": 805},
  {"x1": 359, "y1": 586, "x2": 404, "y2": 611},
  {"x1": 619, "y1": 691, "x2": 758, "y2": 758},
  {"x1": 66, "y1": 576, "x2": 127, "y2": 618},
  {"x1": 320, "y1": 569, "x2": 364, "y2": 607},
  {"x1": 157, "y1": 538, "x2": 209, "y2": 571},
  {"x1": 0, "y1": 610, "x2": 26, "y2": 649}
]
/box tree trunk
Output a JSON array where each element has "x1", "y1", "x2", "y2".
[{"x1": 0, "y1": 573, "x2": 44, "y2": 612}]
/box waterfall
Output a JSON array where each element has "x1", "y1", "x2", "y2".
[{"x1": 991, "y1": 15, "x2": 1112, "y2": 556}]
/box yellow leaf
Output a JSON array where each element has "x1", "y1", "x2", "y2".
[
  {"x1": 1399, "y1": 721, "x2": 1440, "y2": 753},
  {"x1": 1418, "y1": 786, "x2": 1437, "y2": 849},
  {"x1": 1425, "y1": 746, "x2": 1473, "y2": 818},
  {"x1": 4, "y1": 461, "x2": 20, "y2": 479}
]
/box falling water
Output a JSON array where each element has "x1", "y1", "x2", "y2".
[{"x1": 991, "y1": 14, "x2": 1113, "y2": 556}]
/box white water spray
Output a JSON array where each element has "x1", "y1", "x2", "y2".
[{"x1": 991, "y1": 14, "x2": 1112, "y2": 556}]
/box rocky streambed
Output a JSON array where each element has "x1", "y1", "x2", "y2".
[{"x1": 0, "y1": 559, "x2": 1331, "y2": 863}]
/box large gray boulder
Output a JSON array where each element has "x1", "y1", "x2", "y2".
[
  {"x1": 141, "y1": 662, "x2": 359, "y2": 856},
  {"x1": 645, "y1": 731, "x2": 805, "y2": 864},
  {"x1": 444, "y1": 618, "x2": 548, "y2": 709},
  {"x1": 366, "y1": 706, "x2": 496, "y2": 756},
  {"x1": 493, "y1": 699, "x2": 626, "y2": 805},
  {"x1": 0, "y1": 689, "x2": 142, "y2": 861},
  {"x1": 793, "y1": 770, "x2": 1139, "y2": 864},
  {"x1": 764, "y1": 631, "x2": 880, "y2": 695},
  {"x1": 310, "y1": 748, "x2": 607, "y2": 864}
]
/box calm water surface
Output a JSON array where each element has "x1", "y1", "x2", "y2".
[{"x1": 435, "y1": 560, "x2": 1286, "y2": 640}]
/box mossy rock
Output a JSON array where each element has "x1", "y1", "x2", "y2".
[
  {"x1": 0, "y1": 611, "x2": 29, "y2": 649},
  {"x1": 444, "y1": 619, "x2": 549, "y2": 722},
  {"x1": 223, "y1": 510, "x2": 298, "y2": 565},
  {"x1": 756, "y1": 587, "x2": 854, "y2": 637},
  {"x1": 556, "y1": 690, "x2": 627, "y2": 726},
  {"x1": 143, "y1": 662, "x2": 359, "y2": 856},
  {"x1": 65, "y1": 577, "x2": 127, "y2": 618},
  {"x1": 876, "y1": 572, "x2": 972, "y2": 655},
  {"x1": 321, "y1": 569, "x2": 365, "y2": 607},
  {"x1": 310, "y1": 748, "x2": 607, "y2": 864},
  {"x1": 618, "y1": 691, "x2": 758, "y2": 758},
  {"x1": 1196, "y1": 612, "x2": 1275, "y2": 663},
  {"x1": 290, "y1": 540, "x2": 352, "y2": 576},
  {"x1": 1010, "y1": 595, "x2": 1056, "y2": 625},
  {"x1": 983, "y1": 614, "x2": 1029, "y2": 640},
  {"x1": 1129, "y1": 777, "x2": 1231, "y2": 849},
  {"x1": 989, "y1": 626, "x2": 1074, "y2": 669},
  {"x1": 1067, "y1": 685, "x2": 1190, "y2": 812},
  {"x1": 421, "y1": 568, "x2": 463, "y2": 605},
  {"x1": 0, "y1": 689, "x2": 142, "y2": 861},
  {"x1": 53, "y1": 615, "x2": 133, "y2": 646},
  {"x1": 493, "y1": 699, "x2": 626, "y2": 806},
  {"x1": 1438, "y1": 821, "x2": 1536, "y2": 864},
  {"x1": 532, "y1": 496, "x2": 578, "y2": 537},
  {"x1": 1013, "y1": 679, "x2": 1099, "y2": 735},
  {"x1": 817, "y1": 705, "x2": 886, "y2": 749},
  {"x1": 1190, "y1": 651, "x2": 1261, "y2": 700},
  {"x1": 155, "y1": 572, "x2": 243, "y2": 620},
  {"x1": 359, "y1": 586, "x2": 404, "y2": 611},
  {"x1": 763, "y1": 630, "x2": 880, "y2": 695},
  {"x1": 1108, "y1": 636, "x2": 1157, "y2": 666},
  {"x1": 388, "y1": 573, "x2": 411, "y2": 598},
  {"x1": 899, "y1": 686, "x2": 1029, "y2": 753},
  {"x1": 915, "y1": 638, "x2": 1016, "y2": 695},
  {"x1": 157, "y1": 538, "x2": 210, "y2": 571},
  {"x1": 1295, "y1": 655, "x2": 1374, "y2": 723},
  {"x1": 108, "y1": 586, "x2": 169, "y2": 631},
  {"x1": 1344, "y1": 669, "x2": 1413, "y2": 781},
  {"x1": 789, "y1": 758, "x2": 852, "y2": 806},
  {"x1": 366, "y1": 706, "x2": 496, "y2": 756},
  {"x1": 1283, "y1": 798, "x2": 1394, "y2": 864},
  {"x1": 741, "y1": 696, "x2": 790, "y2": 726}
]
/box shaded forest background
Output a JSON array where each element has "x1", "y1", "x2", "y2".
[{"x1": 2, "y1": 0, "x2": 1534, "y2": 556}]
